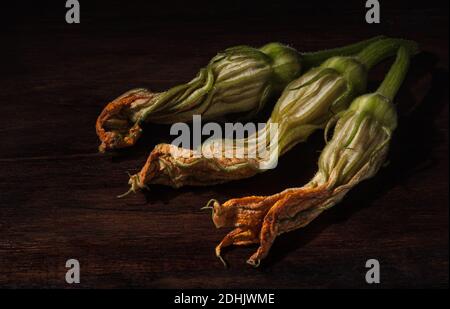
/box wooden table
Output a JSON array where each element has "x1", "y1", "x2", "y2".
[{"x1": 1, "y1": 0, "x2": 448, "y2": 288}]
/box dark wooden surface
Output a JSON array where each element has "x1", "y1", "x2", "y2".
[{"x1": 1, "y1": 1, "x2": 448, "y2": 288}]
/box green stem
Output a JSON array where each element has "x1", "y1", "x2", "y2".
[
  {"x1": 356, "y1": 38, "x2": 417, "y2": 70},
  {"x1": 377, "y1": 46, "x2": 411, "y2": 100},
  {"x1": 301, "y1": 35, "x2": 385, "y2": 68}
]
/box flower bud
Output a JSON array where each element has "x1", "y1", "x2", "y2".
[{"x1": 272, "y1": 55, "x2": 367, "y2": 154}]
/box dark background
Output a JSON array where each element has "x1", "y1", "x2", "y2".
[{"x1": 0, "y1": 0, "x2": 448, "y2": 288}]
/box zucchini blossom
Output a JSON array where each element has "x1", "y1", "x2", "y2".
[{"x1": 209, "y1": 45, "x2": 417, "y2": 267}]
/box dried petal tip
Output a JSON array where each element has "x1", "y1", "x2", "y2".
[
  {"x1": 116, "y1": 188, "x2": 135, "y2": 199},
  {"x1": 96, "y1": 89, "x2": 154, "y2": 152},
  {"x1": 215, "y1": 246, "x2": 228, "y2": 268},
  {"x1": 117, "y1": 174, "x2": 146, "y2": 198},
  {"x1": 212, "y1": 200, "x2": 233, "y2": 229},
  {"x1": 246, "y1": 258, "x2": 260, "y2": 268},
  {"x1": 201, "y1": 199, "x2": 218, "y2": 210}
]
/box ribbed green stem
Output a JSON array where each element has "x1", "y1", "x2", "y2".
[
  {"x1": 302, "y1": 35, "x2": 385, "y2": 68},
  {"x1": 377, "y1": 46, "x2": 411, "y2": 100},
  {"x1": 356, "y1": 38, "x2": 417, "y2": 70}
]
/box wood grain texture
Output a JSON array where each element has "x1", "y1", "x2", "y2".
[{"x1": 0, "y1": 0, "x2": 448, "y2": 288}]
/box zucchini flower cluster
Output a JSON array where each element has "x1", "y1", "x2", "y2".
[
  {"x1": 96, "y1": 37, "x2": 383, "y2": 152},
  {"x1": 208, "y1": 45, "x2": 416, "y2": 267},
  {"x1": 123, "y1": 38, "x2": 411, "y2": 195}
]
